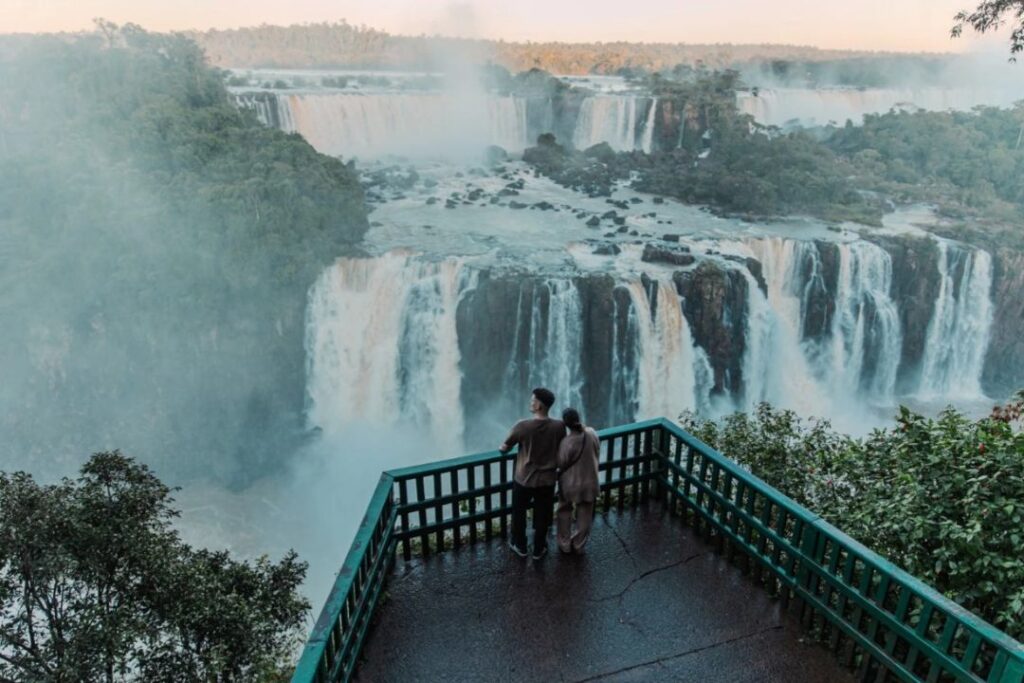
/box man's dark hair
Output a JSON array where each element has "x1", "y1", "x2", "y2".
[
  {"x1": 532, "y1": 387, "x2": 555, "y2": 410},
  {"x1": 562, "y1": 408, "x2": 582, "y2": 431}
]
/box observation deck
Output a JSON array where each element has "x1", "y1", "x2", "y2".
[{"x1": 292, "y1": 419, "x2": 1024, "y2": 683}]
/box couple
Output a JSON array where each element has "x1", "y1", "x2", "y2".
[{"x1": 498, "y1": 387, "x2": 600, "y2": 560}]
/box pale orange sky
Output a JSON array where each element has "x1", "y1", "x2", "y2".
[{"x1": 0, "y1": 0, "x2": 1011, "y2": 53}]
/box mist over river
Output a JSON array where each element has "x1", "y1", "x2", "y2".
[{"x1": 175, "y1": 70, "x2": 1021, "y2": 608}]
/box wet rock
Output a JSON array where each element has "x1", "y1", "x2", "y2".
[
  {"x1": 616, "y1": 226, "x2": 629, "y2": 233},
  {"x1": 485, "y1": 145, "x2": 509, "y2": 164},
  {"x1": 662, "y1": 234, "x2": 681, "y2": 243},
  {"x1": 612, "y1": 216, "x2": 627, "y2": 226},
  {"x1": 498, "y1": 188, "x2": 519, "y2": 197},
  {"x1": 653, "y1": 196, "x2": 665, "y2": 204},
  {"x1": 508, "y1": 200, "x2": 528, "y2": 210},
  {"x1": 583, "y1": 142, "x2": 616, "y2": 163},
  {"x1": 629, "y1": 197, "x2": 643, "y2": 204},
  {"x1": 425, "y1": 197, "x2": 439, "y2": 205},
  {"x1": 601, "y1": 210, "x2": 618, "y2": 220},
  {"x1": 721, "y1": 255, "x2": 767, "y2": 295},
  {"x1": 445, "y1": 200, "x2": 457, "y2": 209},
  {"x1": 593, "y1": 243, "x2": 621, "y2": 256},
  {"x1": 642, "y1": 244, "x2": 696, "y2": 267},
  {"x1": 675, "y1": 262, "x2": 749, "y2": 396},
  {"x1": 984, "y1": 247, "x2": 1024, "y2": 396},
  {"x1": 586, "y1": 216, "x2": 602, "y2": 227},
  {"x1": 533, "y1": 201, "x2": 555, "y2": 211}
]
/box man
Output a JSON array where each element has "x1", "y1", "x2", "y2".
[{"x1": 499, "y1": 387, "x2": 566, "y2": 560}]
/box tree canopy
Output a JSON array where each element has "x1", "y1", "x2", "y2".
[
  {"x1": 953, "y1": 1, "x2": 1024, "y2": 57},
  {"x1": 0, "y1": 452, "x2": 309, "y2": 681}
]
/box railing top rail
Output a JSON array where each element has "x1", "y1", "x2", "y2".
[
  {"x1": 292, "y1": 473, "x2": 395, "y2": 682},
  {"x1": 658, "y1": 418, "x2": 1024, "y2": 659},
  {"x1": 385, "y1": 418, "x2": 665, "y2": 481},
  {"x1": 658, "y1": 419, "x2": 819, "y2": 524}
]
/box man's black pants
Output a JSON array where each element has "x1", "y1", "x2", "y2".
[{"x1": 511, "y1": 482, "x2": 556, "y2": 552}]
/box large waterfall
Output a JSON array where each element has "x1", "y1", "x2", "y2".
[
  {"x1": 304, "y1": 252, "x2": 470, "y2": 455},
  {"x1": 572, "y1": 97, "x2": 658, "y2": 153},
  {"x1": 624, "y1": 279, "x2": 713, "y2": 419},
  {"x1": 236, "y1": 90, "x2": 662, "y2": 156},
  {"x1": 917, "y1": 241, "x2": 994, "y2": 399},
  {"x1": 242, "y1": 92, "x2": 530, "y2": 157},
  {"x1": 303, "y1": 232, "x2": 996, "y2": 444}
]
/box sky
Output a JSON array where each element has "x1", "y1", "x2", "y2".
[{"x1": 0, "y1": 0, "x2": 1012, "y2": 53}]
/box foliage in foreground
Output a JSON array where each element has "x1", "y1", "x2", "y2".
[
  {"x1": 0, "y1": 452, "x2": 309, "y2": 682},
  {"x1": 680, "y1": 393, "x2": 1024, "y2": 641}
]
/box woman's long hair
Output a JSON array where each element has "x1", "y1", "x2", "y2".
[{"x1": 562, "y1": 408, "x2": 584, "y2": 432}]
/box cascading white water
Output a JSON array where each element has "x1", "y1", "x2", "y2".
[
  {"x1": 524, "y1": 279, "x2": 586, "y2": 412},
  {"x1": 304, "y1": 252, "x2": 469, "y2": 455},
  {"x1": 828, "y1": 242, "x2": 902, "y2": 401},
  {"x1": 745, "y1": 238, "x2": 902, "y2": 407},
  {"x1": 736, "y1": 86, "x2": 1024, "y2": 128},
  {"x1": 572, "y1": 96, "x2": 657, "y2": 152},
  {"x1": 624, "y1": 279, "x2": 712, "y2": 418},
  {"x1": 248, "y1": 93, "x2": 530, "y2": 158},
  {"x1": 917, "y1": 241, "x2": 994, "y2": 399}
]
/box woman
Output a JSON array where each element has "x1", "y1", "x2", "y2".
[{"x1": 555, "y1": 408, "x2": 600, "y2": 554}]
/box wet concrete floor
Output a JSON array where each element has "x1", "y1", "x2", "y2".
[{"x1": 357, "y1": 504, "x2": 853, "y2": 682}]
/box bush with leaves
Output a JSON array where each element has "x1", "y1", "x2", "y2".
[
  {"x1": 0, "y1": 452, "x2": 309, "y2": 682},
  {"x1": 680, "y1": 392, "x2": 1024, "y2": 640}
]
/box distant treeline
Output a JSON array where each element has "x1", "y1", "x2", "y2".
[
  {"x1": 0, "y1": 24, "x2": 367, "y2": 484},
  {"x1": 187, "y1": 20, "x2": 913, "y2": 74}
]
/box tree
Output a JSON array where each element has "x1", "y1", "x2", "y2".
[
  {"x1": 0, "y1": 452, "x2": 309, "y2": 681},
  {"x1": 952, "y1": 1, "x2": 1024, "y2": 58}
]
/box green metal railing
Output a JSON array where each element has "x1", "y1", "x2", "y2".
[{"x1": 293, "y1": 418, "x2": 1024, "y2": 683}]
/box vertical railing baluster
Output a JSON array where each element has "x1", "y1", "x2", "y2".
[
  {"x1": 602, "y1": 436, "x2": 613, "y2": 510},
  {"x1": 450, "y1": 468, "x2": 461, "y2": 550},
  {"x1": 399, "y1": 478, "x2": 411, "y2": 561},
  {"x1": 433, "y1": 471, "x2": 444, "y2": 552},
  {"x1": 618, "y1": 434, "x2": 628, "y2": 509},
  {"x1": 499, "y1": 453, "x2": 509, "y2": 539},
  {"x1": 633, "y1": 429, "x2": 643, "y2": 504},
  {"x1": 416, "y1": 476, "x2": 429, "y2": 555},
  {"x1": 483, "y1": 461, "x2": 494, "y2": 541},
  {"x1": 468, "y1": 465, "x2": 478, "y2": 545},
  {"x1": 671, "y1": 436, "x2": 683, "y2": 518}
]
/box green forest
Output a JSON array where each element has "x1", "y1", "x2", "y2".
[
  {"x1": 0, "y1": 24, "x2": 367, "y2": 484},
  {"x1": 521, "y1": 68, "x2": 1024, "y2": 246}
]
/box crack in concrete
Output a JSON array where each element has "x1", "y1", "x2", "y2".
[
  {"x1": 604, "y1": 517, "x2": 642, "y2": 587},
  {"x1": 587, "y1": 550, "x2": 710, "y2": 604},
  {"x1": 570, "y1": 625, "x2": 784, "y2": 682}
]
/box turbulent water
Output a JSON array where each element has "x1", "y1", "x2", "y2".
[
  {"x1": 736, "y1": 86, "x2": 1024, "y2": 128},
  {"x1": 210, "y1": 72, "x2": 1007, "y2": 611},
  {"x1": 572, "y1": 96, "x2": 657, "y2": 153},
  {"x1": 236, "y1": 90, "x2": 661, "y2": 154}
]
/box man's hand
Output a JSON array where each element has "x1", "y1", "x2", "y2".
[{"x1": 499, "y1": 443, "x2": 510, "y2": 453}]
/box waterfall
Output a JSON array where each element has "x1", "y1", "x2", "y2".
[
  {"x1": 304, "y1": 252, "x2": 469, "y2": 454},
  {"x1": 239, "y1": 92, "x2": 529, "y2": 158},
  {"x1": 640, "y1": 98, "x2": 657, "y2": 153},
  {"x1": 624, "y1": 279, "x2": 712, "y2": 419},
  {"x1": 917, "y1": 241, "x2": 994, "y2": 399},
  {"x1": 736, "y1": 86, "x2": 1024, "y2": 128},
  {"x1": 527, "y1": 280, "x2": 585, "y2": 412},
  {"x1": 502, "y1": 279, "x2": 585, "y2": 413},
  {"x1": 745, "y1": 238, "x2": 901, "y2": 406},
  {"x1": 827, "y1": 242, "x2": 902, "y2": 401},
  {"x1": 235, "y1": 93, "x2": 294, "y2": 131},
  {"x1": 572, "y1": 96, "x2": 657, "y2": 152}
]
